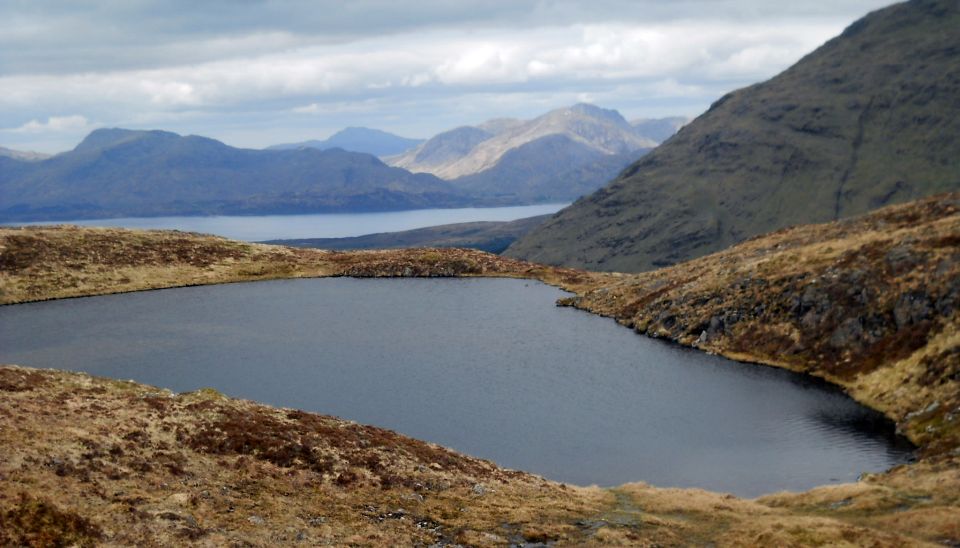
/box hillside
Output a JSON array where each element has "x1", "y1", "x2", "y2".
[
  {"x1": 451, "y1": 135, "x2": 649, "y2": 203},
  {"x1": 566, "y1": 192, "x2": 960, "y2": 456},
  {"x1": 266, "y1": 127, "x2": 424, "y2": 157},
  {"x1": 4, "y1": 365, "x2": 947, "y2": 547},
  {"x1": 2, "y1": 194, "x2": 960, "y2": 544},
  {"x1": 0, "y1": 225, "x2": 596, "y2": 304},
  {"x1": 508, "y1": 0, "x2": 960, "y2": 272},
  {"x1": 386, "y1": 126, "x2": 495, "y2": 174},
  {"x1": 0, "y1": 129, "x2": 466, "y2": 222},
  {"x1": 1, "y1": 193, "x2": 959, "y2": 545},
  {"x1": 388, "y1": 104, "x2": 656, "y2": 179},
  {"x1": 265, "y1": 214, "x2": 551, "y2": 254}
]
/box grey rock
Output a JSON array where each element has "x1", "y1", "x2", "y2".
[
  {"x1": 894, "y1": 291, "x2": 932, "y2": 329},
  {"x1": 830, "y1": 317, "x2": 865, "y2": 349}
]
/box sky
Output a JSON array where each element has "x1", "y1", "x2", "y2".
[{"x1": 0, "y1": 0, "x2": 895, "y2": 154}]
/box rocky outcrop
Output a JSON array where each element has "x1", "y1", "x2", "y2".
[{"x1": 561, "y1": 193, "x2": 960, "y2": 456}]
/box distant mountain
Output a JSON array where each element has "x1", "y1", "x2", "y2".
[
  {"x1": 475, "y1": 118, "x2": 524, "y2": 134},
  {"x1": 387, "y1": 126, "x2": 494, "y2": 174},
  {"x1": 452, "y1": 134, "x2": 649, "y2": 203},
  {"x1": 388, "y1": 103, "x2": 657, "y2": 179},
  {"x1": 0, "y1": 146, "x2": 51, "y2": 161},
  {"x1": 0, "y1": 128, "x2": 466, "y2": 222},
  {"x1": 508, "y1": 0, "x2": 960, "y2": 272},
  {"x1": 630, "y1": 117, "x2": 689, "y2": 144},
  {"x1": 265, "y1": 214, "x2": 551, "y2": 254},
  {"x1": 267, "y1": 127, "x2": 423, "y2": 157},
  {"x1": 0, "y1": 106, "x2": 678, "y2": 223}
]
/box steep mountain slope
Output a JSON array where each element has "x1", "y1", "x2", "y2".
[
  {"x1": 266, "y1": 127, "x2": 423, "y2": 157},
  {"x1": 0, "y1": 129, "x2": 465, "y2": 221},
  {"x1": 387, "y1": 126, "x2": 494, "y2": 174},
  {"x1": 508, "y1": 0, "x2": 960, "y2": 272},
  {"x1": 389, "y1": 104, "x2": 656, "y2": 179},
  {"x1": 452, "y1": 134, "x2": 649, "y2": 203}
]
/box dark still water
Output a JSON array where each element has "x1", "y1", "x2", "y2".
[{"x1": 0, "y1": 278, "x2": 913, "y2": 496}]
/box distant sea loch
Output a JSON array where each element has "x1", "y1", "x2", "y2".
[{"x1": 2, "y1": 203, "x2": 567, "y2": 241}]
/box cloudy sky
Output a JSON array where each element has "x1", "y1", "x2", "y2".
[{"x1": 0, "y1": 0, "x2": 894, "y2": 153}]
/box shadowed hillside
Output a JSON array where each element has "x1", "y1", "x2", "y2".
[
  {"x1": 265, "y1": 215, "x2": 551, "y2": 254},
  {"x1": 452, "y1": 135, "x2": 649, "y2": 203},
  {"x1": 266, "y1": 127, "x2": 424, "y2": 157},
  {"x1": 508, "y1": 0, "x2": 960, "y2": 272},
  {"x1": 0, "y1": 129, "x2": 465, "y2": 222}
]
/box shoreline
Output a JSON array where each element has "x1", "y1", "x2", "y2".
[
  {"x1": 1, "y1": 201, "x2": 958, "y2": 544},
  {"x1": 1, "y1": 232, "x2": 910, "y2": 447}
]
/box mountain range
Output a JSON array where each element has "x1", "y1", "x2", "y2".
[
  {"x1": 1, "y1": 104, "x2": 677, "y2": 222},
  {"x1": 508, "y1": 0, "x2": 960, "y2": 272},
  {"x1": 388, "y1": 103, "x2": 658, "y2": 179},
  {"x1": 0, "y1": 129, "x2": 463, "y2": 221},
  {"x1": 451, "y1": 135, "x2": 648, "y2": 203},
  {"x1": 266, "y1": 127, "x2": 424, "y2": 157}
]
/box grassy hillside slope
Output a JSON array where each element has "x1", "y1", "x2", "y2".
[
  {"x1": 563, "y1": 193, "x2": 960, "y2": 456},
  {"x1": 508, "y1": 0, "x2": 960, "y2": 272}
]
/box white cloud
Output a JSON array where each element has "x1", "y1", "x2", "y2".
[
  {"x1": 0, "y1": 1, "x2": 892, "y2": 151},
  {"x1": 0, "y1": 20, "x2": 842, "y2": 111},
  {"x1": 6, "y1": 115, "x2": 91, "y2": 133},
  {"x1": 291, "y1": 103, "x2": 323, "y2": 114}
]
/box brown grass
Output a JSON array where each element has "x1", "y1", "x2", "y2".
[
  {"x1": 1, "y1": 193, "x2": 959, "y2": 544},
  {"x1": 0, "y1": 493, "x2": 102, "y2": 548},
  {"x1": 1, "y1": 365, "x2": 946, "y2": 545}
]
